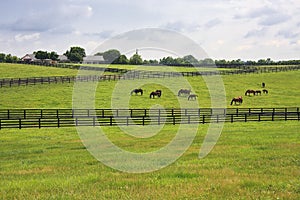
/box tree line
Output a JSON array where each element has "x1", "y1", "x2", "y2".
[{"x1": 1, "y1": 47, "x2": 300, "y2": 66}]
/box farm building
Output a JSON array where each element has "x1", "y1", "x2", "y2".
[
  {"x1": 21, "y1": 54, "x2": 39, "y2": 63},
  {"x1": 57, "y1": 55, "x2": 69, "y2": 63},
  {"x1": 83, "y1": 55, "x2": 105, "y2": 64}
]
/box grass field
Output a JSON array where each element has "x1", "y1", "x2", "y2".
[
  {"x1": 0, "y1": 63, "x2": 299, "y2": 199},
  {"x1": 0, "y1": 122, "x2": 299, "y2": 199}
]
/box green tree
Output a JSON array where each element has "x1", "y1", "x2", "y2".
[
  {"x1": 103, "y1": 49, "x2": 121, "y2": 63},
  {"x1": 68, "y1": 53, "x2": 82, "y2": 62},
  {"x1": 49, "y1": 51, "x2": 59, "y2": 61},
  {"x1": 35, "y1": 51, "x2": 49, "y2": 60},
  {"x1": 65, "y1": 46, "x2": 86, "y2": 62},
  {"x1": 182, "y1": 55, "x2": 199, "y2": 65},
  {"x1": 129, "y1": 54, "x2": 143, "y2": 65},
  {"x1": 5, "y1": 54, "x2": 13, "y2": 63},
  {"x1": 116, "y1": 54, "x2": 129, "y2": 64},
  {"x1": 0, "y1": 53, "x2": 5, "y2": 62}
]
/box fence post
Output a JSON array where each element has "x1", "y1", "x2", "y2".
[
  {"x1": 57, "y1": 118, "x2": 60, "y2": 128},
  {"x1": 245, "y1": 114, "x2": 247, "y2": 122},
  {"x1": 142, "y1": 116, "x2": 145, "y2": 126},
  {"x1": 173, "y1": 116, "x2": 175, "y2": 125},
  {"x1": 231, "y1": 114, "x2": 233, "y2": 123},
  {"x1": 93, "y1": 117, "x2": 95, "y2": 127},
  {"x1": 7, "y1": 109, "x2": 10, "y2": 119},
  {"x1": 39, "y1": 118, "x2": 41, "y2": 129},
  {"x1": 297, "y1": 108, "x2": 300, "y2": 121},
  {"x1": 19, "y1": 119, "x2": 21, "y2": 129},
  {"x1": 258, "y1": 113, "x2": 261, "y2": 122},
  {"x1": 24, "y1": 110, "x2": 26, "y2": 119},
  {"x1": 0, "y1": 119, "x2": 1, "y2": 129},
  {"x1": 110, "y1": 116, "x2": 113, "y2": 126},
  {"x1": 202, "y1": 115, "x2": 205, "y2": 124}
]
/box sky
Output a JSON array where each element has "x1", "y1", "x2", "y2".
[{"x1": 0, "y1": 0, "x2": 299, "y2": 60}]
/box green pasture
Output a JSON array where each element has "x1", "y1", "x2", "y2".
[
  {"x1": 0, "y1": 69, "x2": 299, "y2": 108},
  {"x1": 0, "y1": 122, "x2": 299, "y2": 199},
  {"x1": 0, "y1": 63, "x2": 78, "y2": 78},
  {"x1": 78, "y1": 63, "x2": 232, "y2": 72},
  {"x1": 0, "y1": 63, "x2": 299, "y2": 199}
]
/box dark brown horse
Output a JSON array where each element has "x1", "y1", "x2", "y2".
[
  {"x1": 263, "y1": 89, "x2": 268, "y2": 94},
  {"x1": 178, "y1": 89, "x2": 191, "y2": 96},
  {"x1": 255, "y1": 90, "x2": 261, "y2": 95},
  {"x1": 150, "y1": 90, "x2": 162, "y2": 98},
  {"x1": 230, "y1": 96, "x2": 243, "y2": 105},
  {"x1": 188, "y1": 94, "x2": 198, "y2": 100},
  {"x1": 245, "y1": 89, "x2": 256, "y2": 96},
  {"x1": 131, "y1": 88, "x2": 143, "y2": 95}
]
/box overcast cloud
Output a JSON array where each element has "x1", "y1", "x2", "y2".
[{"x1": 0, "y1": 0, "x2": 299, "y2": 60}]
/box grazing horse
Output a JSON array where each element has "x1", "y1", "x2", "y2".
[
  {"x1": 188, "y1": 94, "x2": 198, "y2": 100},
  {"x1": 178, "y1": 89, "x2": 191, "y2": 96},
  {"x1": 150, "y1": 90, "x2": 162, "y2": 98},
  {"x1": 230, "y1": 96, "x2": 243, "y2": 105},
  {"x1": 255, "y1": 90, "x2": 261, "y2": 95},
  {"x1": 263, "y1": 89, "x2": 268, "y2": 94},
  {"x1": 245, "y1": 89, "x2": 256, "y2": 96},
  {"x1": 131, "y1": 88, "x2": 143, "y2": 95}
]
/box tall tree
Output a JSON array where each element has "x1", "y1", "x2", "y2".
[
  {"x1": 65, "y1": 46, "x2": 86, "y2": 62},
  {"x1": 35, "y1": 51, "x2": 49, "y2": 60},
  {"x1": 129, "y1": 54, "x2": 143, "y2": 65},
  {"x1": 103, "y1": 49, "x2": 121, "y2": 63},
  {"x1": 0, "y1": 53, "x2": 5, "y2": 62}
]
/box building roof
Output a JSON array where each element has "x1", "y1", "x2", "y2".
[
  {"x1": 83, "y1": 55, "x2": 104, "y2": 62},
  {"x1": 58, "y1": 55, "x2": 69, "y2": 61}
]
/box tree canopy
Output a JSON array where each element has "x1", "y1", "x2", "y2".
[{"x1": 65, "y1": 46, "x2": 86, "y2": 62}]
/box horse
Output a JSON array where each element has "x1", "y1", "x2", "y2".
[
  {"x1": 188, "y1": 94, "x2": 198, "y2": 100},
  {"x1": 178, "y1": 89, "x2": 191, "y2": 96},
  {"x1": 230, "y1": 96, "x2": 243, "y2": 105},
  {"x1": 245, "y1": 89, "x2": 256, "y2": 96},
  {"x1": 255, "y1": 90, "x2": 261, "y2": 95},
  {"x1": 262, "y1": 82, "x2": 265, "y2": 88},
  {"x1": 150, "y1": 90, "x2": 162, "y2": 98},
  {"x1": 263, "y1": 89, "x2": 268, "y2": 94},
  {"x1": 130, "y1": 88, "x2": 143, "y2": 95}
]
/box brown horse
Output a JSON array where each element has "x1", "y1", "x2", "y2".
[
  {"x1": 188, "y1": 94, "x2": 198, "y2": 100},
  {"x1": 245, "y1": 89, "x2": 256, "y2": 96},
  {"x1": 230, "y1": 96, "x2": 243, "y2": 105},
  {"x1": 178, "y1": 89, "x2": 191, "y2": 96},
  {"x1": 263, "y1": 89, "x2": 268, "y2": 94},
  {"x1": 255, "y1": 90, "x2": 261, "y2": 95},
  {"x1": 150, "y1": 90, "x2": 162, "y2": 98},
  {"x1": 131, "y1": 88, "x2": 143, "y2": 95}
]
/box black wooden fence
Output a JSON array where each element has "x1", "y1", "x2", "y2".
[
  {"x1": 0, "y1": 107, "x2": 299, "y2": 129},
  {"x1": 2, "y1": 65, "x2": 300, "y2": 88}
]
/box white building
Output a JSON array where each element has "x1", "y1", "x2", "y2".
[{"x1": 82, "y1": 55, "x2": 105, "y2": 64}]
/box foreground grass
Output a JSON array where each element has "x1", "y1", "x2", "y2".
[{"x1": 0, "y1": 121, "x2": 299, "y2": 199}]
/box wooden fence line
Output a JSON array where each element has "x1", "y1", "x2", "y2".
[
  {"x1": 0, "y1": 107, "x2": 298, "y2": 120},
  {"x1": 1, "y1": 65, "x2": 300, "y2": 88},
  {"x1": 0, "y1": 108, "x2": 299, "y2": 129}
]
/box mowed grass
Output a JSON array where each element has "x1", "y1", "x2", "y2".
[
  {"x1": 79, "y1": 63, "x2": 232, "y2": 72},
  {"x1": 0, "y1": 63, "x2": 78, "y2": 78},
  {"x1": 0, "y1": 70, "x2": 299, "y2": 108},
  {"x1": 0, "y1": 64, "x2": 299, "y2": 199},
  {"x1": 0, "y1": 121, "x2": 299, "y2": 199}
]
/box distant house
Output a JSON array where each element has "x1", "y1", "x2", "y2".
[
  {"x1": 21, "y1": 54, "x2": 39, "y2": 63},
  {"x1": 57, "y1": 55, "x2": 69, "y2": 63},
  {"x1": 82, "y1": 55, "x2": 105, "y2": 64}
]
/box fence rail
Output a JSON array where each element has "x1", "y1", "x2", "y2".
[
  {"x1": 1, "y1": 65, "x2": 300, "y2": 88},
  {"x1": 0, "y1": 107, "x2": 298, "y2": 129}
]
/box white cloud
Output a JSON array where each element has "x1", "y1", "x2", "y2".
[{"x1": 15, "y1": 33, "x2": 40, "y2": 42}]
